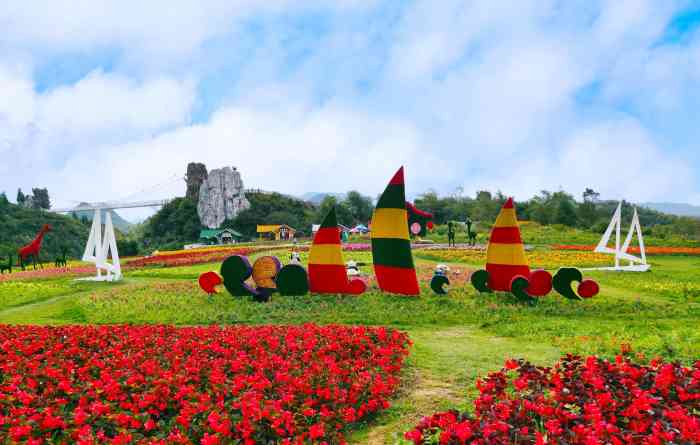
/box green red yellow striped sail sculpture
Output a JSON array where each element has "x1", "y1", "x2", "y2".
[
  {"x1": 370, "y1": 167, "x2": 420, "y2": 295},
  {"x1": 308, "y1": 207, "x2": 366, "y2": 294},
  {"x1": 471, "y1": 197, "x2": 600, "y2": 301}
]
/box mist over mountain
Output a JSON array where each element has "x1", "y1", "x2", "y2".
[
  {"x1": 642, "y1": 202, "x2": 700, "y2": 218},
  {"x1": 70, "y1": 203, "x2": 134, "y2": 233},
  {"x1": 299, "y1": 192, "x2": 347, "y2": 205}
]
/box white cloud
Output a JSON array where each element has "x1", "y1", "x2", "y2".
[
  {"x1": 48, "y1": 100, "x2": 452, "y2": 208},
  {"x1": 468, "y1": 118, "x2": 693, "y2": 203},
  {"x1": 0, "y1": 65, "x2": 195, "y2": 201},
  {"x1": 38, "y1": 71, "x2": 194, "y2": 133},
  {"x1": 1, "y1": 0, "x2": 699, "y2": 214},
  {"x1": 0, "y1": 0, "x2": 377, "y2": 64}
]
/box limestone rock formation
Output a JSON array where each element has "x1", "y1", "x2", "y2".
[
  {"x1": 185, "y1": 162, "x2": 208, "y2": 201},
  {"x1": 197, "y1": 166, "x2": 251, "y2": 229}
]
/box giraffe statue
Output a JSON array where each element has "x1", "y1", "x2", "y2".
[{"x1": 18, "y1": 224, "x2": 51, "y2": 270}]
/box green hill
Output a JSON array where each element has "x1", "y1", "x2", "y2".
[
  {"x1": 0, "y1": 199, "x2": 90, "y2": 264},
  {"x1": 69, "y1": 203, "x2": 134, "y2": 233}
]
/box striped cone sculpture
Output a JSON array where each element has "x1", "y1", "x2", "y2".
[
  {"x1": 371, "y1": 167, "x2": 420, "y2": 295},
  {"x1": 485, "y1": 197, "x2": 530, "y2": 292},
  {"x1": 308, "y1": 207, "x2": 366, "y2": 295}
]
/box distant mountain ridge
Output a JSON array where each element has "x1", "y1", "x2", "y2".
[
  {"x1": 70, "y1": 203, "x2": 134, "y2": 233},
  {"x1": 642, "y1": 202, "x2": 700, "y2": 218},
  {"x1": 299, "y1": 192, "x2": 346, "y2": 205}
]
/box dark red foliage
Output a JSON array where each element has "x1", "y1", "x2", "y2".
[
  {"x1": 0, "y1": 324, "x2": 410, "y2": 444},
  {"x1": 405, "y1": 355, "x2": 700, "y2": 445}
]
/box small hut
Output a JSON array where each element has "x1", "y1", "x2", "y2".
[
  {"x1": 257, "y1": 224, "x2": 297, "y2": 241},
  {"x1": 199, "y1": 228, "x2": 244, "y2": 245}
]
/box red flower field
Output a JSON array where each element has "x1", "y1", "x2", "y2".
[
  {"x1": 0, "y1": 324, "x2": 410, "y2": 444},
  {"x1": 405, "y1": 355, "x2": 700, "y2": 445}
]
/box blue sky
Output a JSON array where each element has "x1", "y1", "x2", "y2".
[{"x1": 1, "y1": 0, "x2": 699, "y2": 220}]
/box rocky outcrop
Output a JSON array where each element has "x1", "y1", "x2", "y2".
[
  {"x1": 185, "y1": 162, "x2": 208, "y2": 201},
  {"x1": 197, "y1": 166, "x2": 250, "y2": 229}
]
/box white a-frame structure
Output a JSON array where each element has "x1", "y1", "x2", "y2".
[
  {"x1": 79, "y1": 209, "x2": 122, "y2": 281},
  {"x1": 593, "y1": 202, "x2": 650, "y2": 272}
]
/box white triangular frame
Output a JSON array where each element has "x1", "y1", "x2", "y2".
[
  {"x1": 591, "y1": 202, "x2": 650, "y2": 272},
  {"x1": 78, "y1": 209, "x2": 122, "y2": 281}
]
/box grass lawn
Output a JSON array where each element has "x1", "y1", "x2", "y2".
[{"x1": 1, "y1": 251, "x2": 698, "y2": 444}]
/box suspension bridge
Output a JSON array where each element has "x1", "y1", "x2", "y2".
[
  {"x1": 51, "y1": 199, "x2": 172, "y2": 213},
  {"x1": 49, "y1": 173, "x2": 184, "y2": 214}
]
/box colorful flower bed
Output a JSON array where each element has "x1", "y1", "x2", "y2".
[
  {"x1": 0, "y1": 324, "x2": 410, "y2": 444},
  {"x1": 553, "y1": 244, "x2": 700, "y2": 255},
  {"x1": 405, "y1": 355, "x2": 700, "y2": 445},
  {"x1": 415, "y1": 249, "x2": 611, "y2": 269},
  {"x1": 126, "y1": 246, "x2": 274, "y2": 268},
  {"x1": 295, "y1": 243, "x2": 371, "y2": 252},
  {"x1": 0, "y1": 264, "x2": 96, "y2": 282}
]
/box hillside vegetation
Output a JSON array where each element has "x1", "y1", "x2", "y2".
[
  {"x1": 415, "y1": 189, "x2": 700, "y2": 241},
  {"x1": 0, "y1": 198, "x2": 89, "y2": 262}
]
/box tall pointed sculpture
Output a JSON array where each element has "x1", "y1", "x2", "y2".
[
  {"x1": 309, "y1": 207, "x2": 366, "y2": 294},
  {"x1": 370, "y1": 167, "x2": 419, "y2": 295},
  {"x1": 593, "y1": 202, "x2": 649, "y2": 271},
  {"x1": 80, "y1": 210, "x2": 121, "y2": 281},
  {"x1": 485, "y1": 197, "x2": 529, "y2": 291},
  {"x1": 471, "y1": 197, "x2": 600, "y2": 301}
]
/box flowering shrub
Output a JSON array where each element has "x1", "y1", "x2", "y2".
[
  {"x1": 553, "y1": 244, "x2": 700, "y2": 256},
  {"x1": 0, "y1": 324, "x2": 410, "y2": 444},
  {"x1": 405, "y1": 355, "x2": 700, "y2": 445}
]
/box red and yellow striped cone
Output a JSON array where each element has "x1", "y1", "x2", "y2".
[
  {"x1": 485, "y1": 197, "x2": 530, "y2": 291},
  {"x1": 371, "y1": 167, "x2": 420, "y2": 295},
  {"x1": 308, "y1": 207, "x2": 365, "y2": 294}
]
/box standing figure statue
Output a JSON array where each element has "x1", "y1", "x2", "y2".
[
  {"x1": 466, "y1": 217, "x2": 477, "y2": 246},
  {"x1": 447, "y1": 221, "x2": 456, "y2": 247},
  {"x1": 0, "y1": 254, "x2": 12, "y2": 274}
]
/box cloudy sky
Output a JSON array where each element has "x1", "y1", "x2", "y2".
[{"x1": 1, "y1": 0, "x2": 699, "y2": 221}]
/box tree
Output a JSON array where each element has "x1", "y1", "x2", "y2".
[
  {"x1": 577, "y1": 188, "x2": 599, "y2": 228},
  {"x1": 414, "y1": 191, "x2": 447, "y2": 223},
  {"x1": 226, "y1": 191, "x2": 315, "y2": 238},
  {"x1": 0, "y1": 192, "x2": 7, "y2": 206},
  {"x1": 31, "y1": 188, "x2": 51, "y2": 210},
  {"x1": 143, "y1": 197, "x2": 201, "y2": 247},
  {"x1": 17, "y1": 189, "x2": 25, "y2": 206},
  {"x1": 316, "y1": 196, "x2": 353, "y2": 226},
  {"x1": 554, "y1": 197, "x2": 578, "y2": 226},
  {"x1": 583, "y1": 188, "x2": 600, "y2": 203},
  {"x1": 343, "y1": 191, "x2": 373, "y2": 224}
]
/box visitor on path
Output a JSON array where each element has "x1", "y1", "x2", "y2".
[{"x1": 447, "y1": 221, "x2": 456, "y2": 247}]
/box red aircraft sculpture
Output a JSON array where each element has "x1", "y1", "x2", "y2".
[{"x1": 18, "y1": 224, "x2": 51, "y2": 270}]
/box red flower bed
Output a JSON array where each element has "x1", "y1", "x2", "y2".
[
  {"x1": 0, "y1": 324, "x2": 410, "y2": 444},
  {"x1": 405, "y1": 355, "x2": 700, "y2": 445}
]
